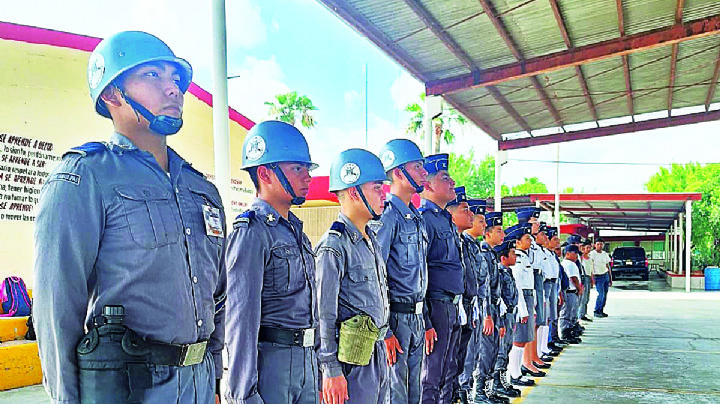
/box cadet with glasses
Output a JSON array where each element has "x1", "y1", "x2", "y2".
[
  {"x1": 224, "y1": 121, "x2": 319, "y2": 404},
  {"x1": 376, "y1": 139, "x2": 429, "y2": 404},
  {"x1": 34, "y1": 31, "x2": 226, "y2": 403},
  {"x1": 316, "y1": 149, "x2": 390, "y2": 404}
]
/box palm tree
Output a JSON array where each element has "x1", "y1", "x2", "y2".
[
  {"x1": 405, "y1": 93, "x2": 467, "y2": 153},
  {"x1": 264, "y1": 91, "x2": 318, "y2": 128}
]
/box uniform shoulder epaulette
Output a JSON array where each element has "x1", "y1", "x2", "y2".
[
  {"x1": 329, "y1": 221, "x2": 345, "y2": 237},
  {"x1": 63, "y1": 142, "x2": 106, "y2": 158},
  {"x1": 233, "y1": 210, "x2": 255, "y2": 227},
  {"x1": 184, "y1": 163, "x2": 206, "y2": 178}
]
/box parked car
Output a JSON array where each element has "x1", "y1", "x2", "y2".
[{"x1": 611, "y1": 247, "x2": 649, "y2": 281}]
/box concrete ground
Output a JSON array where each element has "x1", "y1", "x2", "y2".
[
  {"x1": 3, "y1": 270, "x2": 719, "y2": 403},
  {"x1": 514, "y1": 270, "x2": 720, "y2": 404}
]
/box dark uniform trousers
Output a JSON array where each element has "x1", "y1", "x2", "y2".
[
  {"x1": 343, "y1": 341, "x2": 390, "y2": 404},
  {"x1": 257, "y1": 342, "x2": 318, "y2": 404},
  {"x1": 450, "y1": 300, "x2": 474, "y2": 394},
  {"x1": 78, "y1": 349, "x2": 216, "y2": 403},
  {"x1": 494, "y1": 315, "x2": 514, "y2": 374},
  {"x1": 421, "y1": 299, "x2": 461, "y2": 404},
  {"x1": 475, "y1": 312, "x2": 500, "y2": 381},
  {"x1": 388, "y1": 311, "x2": 425, "y2": 404}
]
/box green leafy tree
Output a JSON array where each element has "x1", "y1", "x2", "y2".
[
  {"x1": 406, "y1": 93, "x2": 468, "y2": 153},
  {"x1": 264, "y1": 91, "x2": 317, "y2": 128},
  {"x1": 645, "y1": 163, "x2": 720, "y2": 268},
  {"x1": 449, "y1": 152, "x2": 495, "y2": 198}
]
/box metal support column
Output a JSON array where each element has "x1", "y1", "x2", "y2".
[
  {"x1": 424, "y1": 96, "x2": 442, "y2": 155},
  {"x1": 212, "y1": 0, "x2": 232, "y2": 215},
  {"x1": 672, "y1": 219, "x2": 678, "y2": 273},
  {"x1": 685, "y1": 200, "x2": 692, "y2": 292},
  {"x1": 679, "y1": 213, "x2": 684, "y2": 274},
  {"x1": 495, "y1": 148, "x2": 506, "y2": 213}
]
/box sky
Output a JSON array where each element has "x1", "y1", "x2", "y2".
[{"x1": 3, "y1": 0, "x2": 719, "y2": 194}]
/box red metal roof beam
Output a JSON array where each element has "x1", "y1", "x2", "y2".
[
  {"x1": 499, "y1": 108, "x2": 720, "y2": 149},
  {"x1": 549, "y1": 0, "x2": 598, "y2": 123},
  {"x1": 529, "y1": 193, "x2": 702, "y2": 202},
  {"x1": 668, "y1": 0, "x2": 686, "y2": 113},
  {"x1": 705, "y1": 46, "x2": 720, "y2": 110},
  {"x1": 426, "y1": 13, "x2": 720, "y2": 95},
  {"x1": 616, "y1": 0, "x2": 635, "y2": 120},
  {"x1": 476, "y1": 0, "x2": 565, "y2": 129}
]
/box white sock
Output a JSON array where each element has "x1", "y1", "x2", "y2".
[
  {"x1": 536, "y1": 329, "x2": 543, "y2": 357},
  {"x1": 508, "y1": 346, "x2": 524, "y2": 379},
  {"x1": 542, "y1": 326, "x2": 551, "y2": 354}
]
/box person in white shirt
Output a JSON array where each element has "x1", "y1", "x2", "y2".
[
  {"x1": 589, "y1": 238, "x2": 612, "y2": 318},
  {"x1": 559, "y1": 245, "x2": 584, "y2": 344},
  {"x1": 505, "y1": 223, "x2": 540, "y2": 387},
  {"x1": 579, "y1": 240, "x2": 594, "y2": 322}
]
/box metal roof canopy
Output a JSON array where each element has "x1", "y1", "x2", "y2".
[
  {"x1": 528, "y1": 192, "x2": 701, "y2": 232},
  {"x1": 318, "y1": 0, "x2": 720, "y2": 149}
]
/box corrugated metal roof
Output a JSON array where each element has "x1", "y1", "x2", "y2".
[{"x1": 318, "y1": 0, "x2": 720, "y2": 143}]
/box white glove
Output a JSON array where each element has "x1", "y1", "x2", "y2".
[
  {"x1": 457, "y1": 299, "x2": 467, "y2": 326},
  {"x1": 471, "y1": 296, "x2": 480, "y2": 323},
  {"x1": 499, "y1": 299, "x2": 507, "y2": 317}
]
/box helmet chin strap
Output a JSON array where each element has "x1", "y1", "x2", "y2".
[
  {"x1": 269, "y1": 163, "x2": 306, "y2": 205},
  {"x1": 356, "y1": 186, "x2": 381, "y2": 220},
  {"x1": 399, "y1": 166, "x2": 424, "y2": 193},
  {"x1": 121, "y1": 91, "x2": 183, "y2": 136}
]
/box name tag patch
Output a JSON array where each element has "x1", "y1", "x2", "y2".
[
  {"x1": 48, "y1": 172, "x2": 81, "y2": 185},
  {"x1": 202, "y1": 204, "x2": 224, "y2": 237}
]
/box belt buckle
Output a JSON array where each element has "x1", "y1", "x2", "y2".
[
  {"x1": 414, "y1": 301, "x2": 424, "y2": 315},
  {"x1": 302, "y1": 328, "x2": 315, "y2": 347},
  {"x1": 453, "y1": 295, "x2": 461, "y2": 305},
  {"x1": 179, "y1": 341, "x2": 207, "y2": 366}
]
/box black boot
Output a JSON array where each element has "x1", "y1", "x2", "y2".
[
  {"x1": 484, "y1": 378, "x2": 510, "y2": 403},
  {"x1": 494, "y1": 371, "x2": 520, "y2": 398},
  {"x1": 458, "y1": 389, "x2": 470, "y2": 404}
]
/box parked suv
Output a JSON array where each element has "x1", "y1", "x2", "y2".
[{"x1": 611, "y1": 247, "x2": 649, "y2": 281}]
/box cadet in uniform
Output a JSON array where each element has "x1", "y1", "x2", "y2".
[
  {"x1": 376, "y1": 139, "x2": 429, "y2": 404},
  {"x1": 514, "y1": 208, "x2": 547, "y2": 377},
  {"x1": 418, "y1": 154, "x2": 464, "y2": 404},
  {"x1": 579, "y1": 239, "x2": 594, "y2": 322},
  {"x1": 34, "y1": 31, "x2": 226, "y2": 403},
  {"x1": 491, "y1": 233, "x2": 522, "y2": 398},
  {"x1": 225, "y1": 121, "x2": 318, "y2": 404},
  {"x1": 457, "y1": 199, "x2": 488, "y2": 404},
  {"x1": 445, "y1": 188, "x2": 477, "y2": 404},
  {"x1": 534, "y1": 223, "x2": 559, "y2": 363},
  {"x1": 546, "y1": 227, "x2": 568, "y2": 351},
  {"x1": 560, "y1": 245, "x2": 584, "y2": 343},
  {"x1": 475, "y1": 209, "x2": 509, "y2": 404},
  {"x1": 504, "y1": 224, "x2": 539, "y2": 386},
  {"x1": 316, "y1": 149, "x2": 390, "y2": 404}
]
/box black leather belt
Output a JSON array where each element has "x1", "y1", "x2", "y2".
[
  {"x1": 110, "y1": 330, "x2": 208, "y2": 367},
  {"x1": 390, "y1": 301, "x2": 424, "y2": 314},
  {"x1": 426, "y1": 290, "x2": 462, "y2": 304},
  {"x1": 543, "y1": 278, "x2": 557, "y2": 284},
  {"x1": 566, "y1": 289, "x2": 578, "y2": 294},
  {"x1": 259, "y1": 326, "x2": 315, "y2": 347}
]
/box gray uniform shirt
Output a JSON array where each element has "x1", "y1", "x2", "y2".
[
  {"x1": 34, "y1": 133, "x2": 227, "y2": 403},
  {"x1": 224, "y1": 198, "x2": 317, "y2": 403},
  {"x1": 315, "y1": 213, "x2": 390, "y2": 378},
  {"x1": 376, "y1": 193, "x2": 428, "y2": 305},
  {"x1": 479, "y1": 241, "x2": 502, "y2": 317}
]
